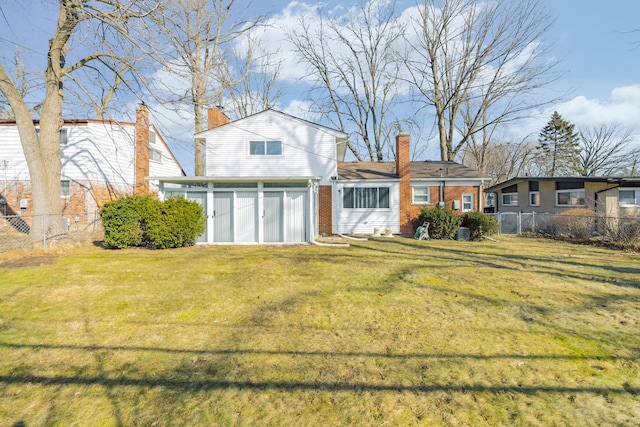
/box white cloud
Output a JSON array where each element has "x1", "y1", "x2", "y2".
[{"x1": 554, "y1": 85, "x2": 640, "y2": 129}]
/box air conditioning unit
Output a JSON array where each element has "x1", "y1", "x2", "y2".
[{"x1": 452, "y1": 200, "x2": 461, "y2": 210}]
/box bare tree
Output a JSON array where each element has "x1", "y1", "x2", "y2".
[
  {"x1": 0, "y1": 51, "x2": 43, "y2": 119},
  {"x1": 577, "y1": 124, "x2": 637, "y2": 176},
  {"x1": 462, "y1": 133, "x2": 537, "y2": 185},
  {"x1": 0, "y1": 0, "x2": 158, "y2": 239},
  {"x1": 404, "y1": 0, "x2": 559, "y2": 161},
  {"x1": 287, "y1": 0, "x2": 406, "y2": 161},
  {"x1": 149, "y1": 0, "x2": 260, "y2": 175},
  {"x1": 225, "y1": 34, "x2": 284, "y2": 118}
]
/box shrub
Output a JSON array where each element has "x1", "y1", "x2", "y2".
[
  {"x1": 417, "y1": 207, "x2": 460, "y2": 240},
  {"x1": 461, "y1": 211, "x2": 499, "y2": 241},
  {"x1": 100, "y1": 195, "x2": 205, "y2": 249},
  {"x1": 100, "y1": 195, "x2": 157, "y2": 249},
  {"x1": 146, "y1": 197, "x2": 205, "y2": 249},
  {"x1": 551, "y1": 207, "x2": 596, "y2": 239}
]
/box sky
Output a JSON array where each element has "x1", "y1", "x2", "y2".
[{"x1": 1, "y1": 0, "x2": 639, "y2": 173}]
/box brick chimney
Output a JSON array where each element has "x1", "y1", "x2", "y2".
[
  {"x1": 396, "y1": 132, "x2": 412, "y2": 236},
  {"x1": 134, "y1": 103, "x2": 150, "y2": 195},
  {"x1": 207, "y1": 107, "x2": 230, "y2": 129},
  {"x1": 195, "y1": 107, "x2": 231, "y2": 176}
]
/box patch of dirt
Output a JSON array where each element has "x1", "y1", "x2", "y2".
[{"x1": 0, "y1": 255, "x2": 58, "y2": 269}]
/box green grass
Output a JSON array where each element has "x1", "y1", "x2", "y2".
[{"x1": 1, "y1": 237, "x2": 639, "y2": 426}]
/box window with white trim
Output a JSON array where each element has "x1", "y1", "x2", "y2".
[
  {"x1": 343, "y1": 187, "x2": 390, "y2": 209},
  {"x1": 250, "y1": 140, "x2": 282, "y2": 156},
  {"x1": 60, "y1": 180, "x2": 70, "y2": 197},
  {"x1": 556, "y1": 190, "x2": 585, "y2": 206},
  {"x1": 619, "y1": 188, "x2": 640, "y2": 207},
  {"x1": 462, "y1": 193, "x2": 474, "y2": 212},
  {"x1": 412, "y1": 186, "x2": 430, "y2": 204},
  {"x1": 529, "y1": 192, "x2": 540, "y2": 206},
  {"x1": 501, "y1": 193, "x2": 518, "y2": 206},
  {"x1": 150, "y1": 148, "x2": 162, "y2": 162}
]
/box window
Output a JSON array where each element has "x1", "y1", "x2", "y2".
[
  {"x1": 35, "y1": 128, "x2": 68, "y2": 145},
  {"x1": 556, "y1": 190, "x2": 585, "y2": 206},
  {"x1": 412, "y1": 187, "x2": 430, "y2": 204},
  {"x1": 501, "y1": 193, "x2": 518, "y2": 206},
  {"x1": 343, "y1": 187, "x2": 390, "y2": 209},
  {"x1": 250, "y1": 140, "x2": 282, "y2": 156},
  {"x1": 619, "y1": 189, "x2": 640, "y2": 207},
  {"x1": 529, "y1": 191, "x2": 540, "y2": 206},
  {"x1": 150, "y1": 148, "x2": 162, "y2": 162},
  {"x1": 462, "y1": 193, "x2": 474, "y2": 212},
  {"x1": 149, "y1": 131, "x2": 156, "y2": 144},
  {"x1": 60, "y1": 180, "x2": 70, "y2": 197}
]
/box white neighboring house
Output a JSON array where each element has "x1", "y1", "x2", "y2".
[
  {"x1": 153, "y1": 109, "x2": 488, "y2": 244},
  {"x1": 0, "y1": 105, "x2": 184, "y2": 216}
]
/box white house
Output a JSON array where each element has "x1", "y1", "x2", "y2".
[
  {"x1": 153, "y1": 109, "x2": 488, "y2": 244},
  {"x1": 0, "y1": 105, "x2": 184, "y2": 216}
]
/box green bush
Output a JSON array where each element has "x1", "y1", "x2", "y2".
[
  {"x1": 146, "y1": 197, "x2": 205, "y2": 249},
  {"x1": 100, "y1": 195, "x2": 205, "y2": 249},
  {"x1": 417, "y1": 207, "x2": 460, "y2": 240},
  {"x1": 100, "y1": 195, "x2": 157, "y2": 249},
  {"x1": 461, "y1": 211, "x2": 499, "y2": 241}
]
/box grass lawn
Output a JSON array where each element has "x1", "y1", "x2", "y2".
[{"x1": 0, "y1": 236, "x2": 639, "y2": 426}]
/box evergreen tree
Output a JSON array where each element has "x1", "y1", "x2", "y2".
[{"x1": 537, "y1": 111, "x2": 580, "y2": 177}]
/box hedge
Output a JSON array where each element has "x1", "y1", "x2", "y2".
[{"x1": 100, "y1": 195, "x2": 205, "y2": 249}]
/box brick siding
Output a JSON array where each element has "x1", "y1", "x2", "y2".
[{"x1": 318, "y1": 185, "x2": 332, "y2": 235}]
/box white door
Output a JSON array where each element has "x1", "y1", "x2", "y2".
[
  {"x1": 286, "y1": 191, "x2": 306, "y2": 243},
  {"x1": 264, "y1": 192, "x2": 284, "y2": 243},
  {"x1": 236, "y1": 191, "x2": 258, "y2": 243},
  {"x1": 213, "y1": 192, "x2": 234, "y2": 242}
]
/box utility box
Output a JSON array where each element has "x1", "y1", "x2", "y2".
[
  {"x1": 452, "y1": 200, "x2": 461, "y2": 210},
  {"x1": 455, "y1": 227, "x2": 470, "y2": 241}
]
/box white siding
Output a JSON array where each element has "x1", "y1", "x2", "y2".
[
  {"x1": 0, "y1": 126, "x2": 31, "y2": 181},
  {"x1": 204, "y1": 111, "x2": 338, "y2": 186},
  {"x1": 61, "y1": 123, "x2": 135, "y2": 186},
  {"x1": 334, "y1": 181, "x2": 400, "y2": 235}
]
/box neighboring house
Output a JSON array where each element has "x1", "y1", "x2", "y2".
[
  {"x1": 153, "y1": 109, "x2": 488, "y2": 244},
  {"x1": 485, "y1": 177, "x2": 640, "y2": 218},
  {"x1": 0, "y1": 105, "x2": 184, "y2": 217}
]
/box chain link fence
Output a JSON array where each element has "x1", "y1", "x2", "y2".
[
  {"x1": 0, "y1": 211, "x2": 103, "y2": 253},
  {"x1": 489, "y1": 212, "x2": 640, "y2": 244}
]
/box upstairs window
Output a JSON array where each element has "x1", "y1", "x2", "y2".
[
  {"x1": 35, "y1": 128, "x2": 68, "y2": 145},
  {"x1": 250, "y1": 140, "x2": 282, "y2": 156},
  {"x1": 343, "y1": 187, "x2": 390, "y2": 209},
  {"x1": 149, "y1": 148, "x2": 162, "y2": 163}
]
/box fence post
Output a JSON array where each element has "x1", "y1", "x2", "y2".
[
  {"x1": 517, "y1": 212, "x2": 522, "y2": 235},
  {"x1": 42, "y1": 214, "x2": 47, "y2": 250},
  {"x1": 532, "y1": 211, "x2": 535, "y2": 233}
]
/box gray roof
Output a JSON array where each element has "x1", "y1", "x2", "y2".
[
  {"x1": 337, "y1": 161, "x2": 488, "y2": 180},
  {"x1": 485, "y1": 176, "x2": 640, "y2": 193},
  {"x1": 410, "y1": 161, "x2": 489, "y2": 179}
]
